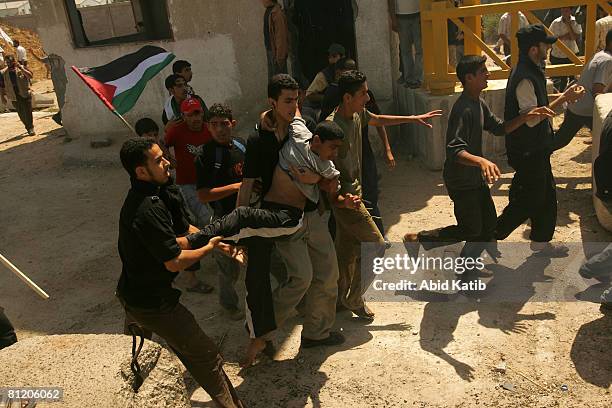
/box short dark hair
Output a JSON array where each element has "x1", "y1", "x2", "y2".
[
  {"x1": 13, "y1": 40, "x2": 19, "y2": 46},
  {"x1": 456, "y1": 55, "x2": 487, "y2": 85},
  {"x1": 120, "y1": 138, "x2": 156, "y2": 178},
  {"x1": 268, "y1": 74, "x2": 299, "y2": 100},
  {"x1": 314, "y1": 121, "x2": 344, "y2": 141},
  {"x1": 206, "y1": 103, "x2": 233, "y2": 121},
  {"x1": 606, "y1": 29, "x2": 612, "y2": 47},
  {"x1": 135, "y1": 118, "x2": 159, "y2": 136},
  {"x1": 165, "y1": 74, "x2": 184, "y2": 90},
  {"x1": 335, "y1": 57, "x2": 357, "y2": 72},
  {"x1": 172, "y1": 60, "x2": 191, "y2": 74},
  {"x1": 338, "y1": 70, "x2": 367, "y2": 98}
]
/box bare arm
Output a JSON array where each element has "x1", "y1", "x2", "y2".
[
  {"x1": 455, "y1": 151, "x2": 501, "y2": 184},
  {"x1": 504, "y1": 106, "x2": 555, "y2": 134},
  {"x1": 164, "y1": 237, "x2": 222, "y2": 272},
  {"x1": 17, "y1": 63, "x2": 33, "y2": 80},
  {"x1": 375, "y1": 125, "x2": 395, "y2": 168},
  {"x1": 198, "y1": 183, "x2": 242, "y2": 203},
  {"x1": 369, "y1": 110, "x2": 443, "y2": 128},
  {"x1": 550, "y1": 84, "x2": 585, "y2": 112}
]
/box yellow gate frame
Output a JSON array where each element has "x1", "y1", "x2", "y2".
[{"x1": 420, "y1": 0, "x2": 612, "y2": 94}]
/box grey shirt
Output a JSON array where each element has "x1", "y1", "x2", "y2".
[
  {"x1": 278, "y1": 117, "x2": 340, "y2": 203},
  {"x1": 569, "y1": 50, "x2": 612, "y2": 117},
  {"x1": 443, "y1": 93, "x2": 505, "y2": 191}
]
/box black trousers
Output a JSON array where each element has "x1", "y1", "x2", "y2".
[
  {"x1": 14, "y1": 94, "x2": 33, "y2": 131},
  {"x1": 550, "y1": 55, "x2": 575, "y2": 92},
  {"x1": 187, "y1": 203, "x2": 303, "y2": 248},
  {"x1": 552, "y1": 109, "x2": 593, "y2": 151},
  {"x1": 120, "y1": 298, "x2": 243, "y2": 408},
  {"x1": 496, "y1": 152, "x2": 557, "y2": 242},
  {"x1": 186, "y1": 202, "x2": 303, "y2": 338},
  {"x1": 419, "y1": 185, "x2": 497, "y2": 259},
  {"x1": 0, "y1": 306, "x2": 17, "y2": 349}
]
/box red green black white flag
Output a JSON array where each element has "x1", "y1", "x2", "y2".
[{"x1": 72, "y1": 46, "x2": 175, "y2": 115}]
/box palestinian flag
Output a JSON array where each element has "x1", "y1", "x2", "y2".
[{"x1": 72, "y1": 46, "x2": 175, "y2": 115}]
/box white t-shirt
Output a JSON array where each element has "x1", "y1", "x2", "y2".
[
  {"x1": 595, "y1": 15, "x2": 612, "y2": 52},
  {"x1": 395, "y1": 0, "x2": 420, "y2": 15},
  {"x1": 498, "y1": 12, "x2": 529, "y2": 40},
  {"x1": 16, "y1": 45, "x2": 27, "y2": 62},
  {"x1": 549, "y1": 16, "x2": 582, "y2": 58},
  {"x1": 569, "y1": 51, "x2": 612, "y2": 116}
]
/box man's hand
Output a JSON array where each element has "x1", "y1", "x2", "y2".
[
  {"x1": 344, "y1": 193, "x2": 362, "y2": 210},
  {"x1": 260, "y1": 110, "x2": 276, "y2": 131},
  {"x1": 319, "y1": 176, "x2": 340, "y2": 193},
  {"x1": 478, "y1": 158, "x2": 501, "y2": 184},
  {"x1": 289, "y1": 165, "x2": 321, "y2": 184},
  {"x1": 563, "y1": 84, "x2": 586, "y2": 103},
  {"x1": 413, "y1": 110, "x2": 443, "y2": 128},
  {"x1": 203, "y1": 236, "x2": 224, "y2": 253},
  {"x1": 385, "y1": 149, "x2": 396, "y2": 169},
  {"x1": 526, "y1": 106, "x2": 555, "y2": 121}
]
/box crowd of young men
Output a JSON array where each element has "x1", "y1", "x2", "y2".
[{"x1": 112, "y1": 21, "x2": 612, "y2": 406}]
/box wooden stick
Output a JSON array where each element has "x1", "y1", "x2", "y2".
[{"x1": 0, "y1": 253, "x2": 50, "y2": 300}]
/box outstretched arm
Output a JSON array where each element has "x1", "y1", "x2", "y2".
[
  {"x1": 368, "y1": 110, "x2": 443, "y2": 128},
  {"x1": 165, "y1": 237, "x2": 222, "y2": 272}
]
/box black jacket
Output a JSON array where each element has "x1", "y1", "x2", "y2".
[{"x1": 504, "y1": 56, "x2": 553, "y2": 161}]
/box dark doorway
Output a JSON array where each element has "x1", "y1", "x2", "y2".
[{"x1": 289, "y1": 0, "x2": 357, "y2": 84}]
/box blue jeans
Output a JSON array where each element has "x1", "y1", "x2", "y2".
[
  {"x1": 178, "y1": 184, "x2": 212, "y2": 228},
  {"x1": 397, "y1": 13, "x2": 423, "y2": 85}
]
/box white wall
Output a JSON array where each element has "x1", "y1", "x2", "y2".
[{"x1": 31, "y1": 0, "x2": 396, "y2": 141}]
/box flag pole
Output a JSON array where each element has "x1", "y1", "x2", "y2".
[
  {"x1": 0, "y1": 253, "x2": 50, "y2": 300},
  {"x1": 112, "y1": 109, "x2": 139, "y2": 137}
]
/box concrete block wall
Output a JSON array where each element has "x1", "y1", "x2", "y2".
[{"x1": 591, "y1": 93, "x2": 612, "y2": 232}]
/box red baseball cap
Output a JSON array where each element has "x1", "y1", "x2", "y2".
[{"x1": 180, "y1": 98, "x2": 203, "y2": 114}]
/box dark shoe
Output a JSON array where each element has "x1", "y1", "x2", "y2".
[
  {"x1": 352, "y1": 305, "x2": 375, "y2": 321},
  {"x1": 403, "y1": 232, "x2": 420, "y2": 260},
  {"x1": 186, "y1": 282, "x2": 214, "y2": 294},
  {"x1": 301, "y1": 331, "x2": 346, "y2": 348},
  {"x1": 27, "y1": 128, "x2": 35, "y2": 136}
]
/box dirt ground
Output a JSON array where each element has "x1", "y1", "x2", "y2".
[{"x1": 0, "y1": 88, "x2": 610, "y2": 407}]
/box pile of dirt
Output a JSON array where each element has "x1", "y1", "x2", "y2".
[{"x1": 0, "y1": 22, "x2": 48, "y2": 82}]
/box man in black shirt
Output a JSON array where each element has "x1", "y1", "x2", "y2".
[
  {"x1": 116, "y1": 138, "x2": 243, "y2": 408},
  {"x1": 195, "y1": 103, "x2": 246, "y2": 321},
  {"x1": 403, "y1": 55, "x2": 553, "y2": 268}
]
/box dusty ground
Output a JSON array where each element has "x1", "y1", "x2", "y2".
[{"x1": 0, "y1": 92, "x2": 610, "y2": 407}]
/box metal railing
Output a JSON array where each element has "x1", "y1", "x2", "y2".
[{"x1": 420, "y1": 0, "x2": 612, "y2": 94}]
